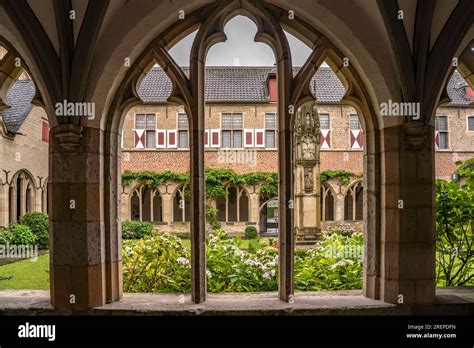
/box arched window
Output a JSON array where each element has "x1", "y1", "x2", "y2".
[
  {"x1": 130, "y1": 186, "x2": 163, "y2": 222},
  {"x1": 173, "y1": 186, "x2": 189, "y2": 222},
  {"x1": 130, "y1": 189, "x2": 140, "y2": 221},
  {"x1": 10, "y1": 170, "x2": 36, "y2": 223},
  {"x1": 216, "y1": 185, "x2": 249, "y2": 223},
  {"x1": 321, "y1": 185, "x2": 334, "y2": 221},
  {"x1": 344, "y1": 182, "x2": 363, "y2": 221}
]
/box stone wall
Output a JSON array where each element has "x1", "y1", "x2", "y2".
[{"x1": 0, "y1": 106, "x2": 49, "y2": 226}]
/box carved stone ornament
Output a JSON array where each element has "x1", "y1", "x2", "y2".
[
  {"x1": 304, "y1": 167, "x2": 313, "y2": 193},
  {"x1": 295, "y1": 102, "x2": 320, "y2": 163},
  {"x1": 403, "y1": 120, "x2": 426, "y2": 149},
  {"x1": 53, "y1": 124, "x2": 83, "y2": 151}
]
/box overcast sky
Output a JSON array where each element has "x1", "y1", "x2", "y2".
[{"x1": 169, "y1": 16, "x2": 316, "y2": 67}]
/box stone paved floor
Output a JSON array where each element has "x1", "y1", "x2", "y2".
[{"x1": 0, "y1": 288, "x2": 472, "y2": 315}]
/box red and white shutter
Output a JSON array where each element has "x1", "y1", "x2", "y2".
[
  {"x1": 134, "y1": 129, "x2": 145, "y2": 149},
  {"x1": 350, "y1": 129, "x2": 363, "y2": 149},
  {"x1": 210, "y1": 129, "x2": 220, "y2": 148},
  {"x1": 167, "y1": 129, "x2": 177, "y2": 148},
  {"x1": 254, "y1": 129, "x2": 265, "y2": 147},
  {"x1": 320, "y1": 129, "x2": 331, "y2": 149},
  {"x1": 156, "y1": 130, "x2": 166, "y2": 148},
  {"x1": 204, "y1": 129, "x2": 210, "y2": 148},
  {"x1": 244, "y1": 129, "x2": 254, "y2": 147},
  {"x1": 434, "y1": 130, "x2": 440, "y2": 150}
]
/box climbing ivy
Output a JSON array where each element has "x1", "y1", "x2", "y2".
[
  {"x1": 122, "y1": 170, "x2": 189, "y2": 187},
  {"x1": 122, "y1": 168, "x2": 278, "y2": 199},
  {"x1": 123, "y1": 169, "x2": 360, "y2": 198},
  {"x1": 320, "y1": 170, "x2": 360, "y2": 185}
]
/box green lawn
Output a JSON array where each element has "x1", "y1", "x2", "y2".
[{"x1": 0, "y1": 253, "x2": 50, "y2": 290}]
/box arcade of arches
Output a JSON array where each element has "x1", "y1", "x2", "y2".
[
  {"x1": 0, "y1": 0, "x2": 473, "y2": 313},
  {"x1": 122, "y1": 180, "x2": 363, "y2": 234}
]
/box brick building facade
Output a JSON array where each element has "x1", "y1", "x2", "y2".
[
  {"x1": 0, "y1": 76, "x2": 49, "y2": 227},
  {"x1": 120, "y1": 67, "x2": 474, "y2": 233}
]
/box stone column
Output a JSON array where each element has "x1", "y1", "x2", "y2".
[
  {"x1": 189, "y1": 59, "x2": 206, "y2": 303},
  {"x1": 0, "y1": 184, "x2": 8, "y2": 226},
  {"x1": 277, "y1": 60, "x2": 294, "y2": 302},
  {"x1": 379, "y1": 122, "x2": 436, "y2": 304},
  {"x1": 20, "y1": 177, "x2": 26, "y2": 217},
  {"x1": 49, "y1": 124, "x2": 107, "y2": 312},
  {"x1": 104, "y1": 128, "x2": 122, "y2": 304},
  {"x1": 160, "y1": 183, "x2": 174, "y2": 223},
  {"x1": 247, "y1": 188, "x2": 260, "y2": 227},
  {"x1": 334, "y1": 194, "x2": 345, "y2": 221}
]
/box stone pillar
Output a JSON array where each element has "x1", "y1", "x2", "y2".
[
  {"x1": 161, "y1": 183, "x2": 174, "y2": 223},
  {"x1": 0, "y1": 184, "x2": 8, "y2": 226},
  {"x1": 247, "y1": 188, "x2": 260, "y2": 227},
  {"x1": 104, "y1": 128, "x2": 122, "y2": 304},
  {"x1": 294, "y1": 102, "x2": 322, "y2": 244},
  {"x1": 49, "y1": 124, "x2": 107, "y2": 312},
  {"x1": 334, "y1": 194, "x2": 345, "y2": 221},
  {"x1": 19, "y1": 177, "x2": 26, "y2": 217},
  {"x1": 189, "y1": 59, "x2": 206, "y2": 303},
  {"x1": 379, "y1": 122, "x2": 436, "y2": 304},
  {"x1": 277, "y1": 60, "x2": 294, "y2": 302},
  {"x1": 363, "y1": 128, "x2": 381, "y2": 300}
]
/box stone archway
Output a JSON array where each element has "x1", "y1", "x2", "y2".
[
  {"x1": 3, "y1": 0, "x2": 465, "y2": 311},
  {"x1": 99, "y1": 1, "x2": 387, "y2": 307}
]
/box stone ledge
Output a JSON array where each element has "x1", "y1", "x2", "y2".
[{"x1": 0, "y1": 288, "x2": 472, "y2": 315}]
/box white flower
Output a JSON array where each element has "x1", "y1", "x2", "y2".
[
  {"x1": 330, "y1": 259, "x2": 354, "y2": 269},
  {"x1": 262, "y1": 269, "x2": 275, "y2": 279},
  {"x1": 244, "y1": 259, "x2": 256, "y2": 266},
  {"x1": 206, "y1": 270, "x2": 212, "y2": 277},
  {"x1": 176, "y1": 257, "x2": 189, "y2": 265}
]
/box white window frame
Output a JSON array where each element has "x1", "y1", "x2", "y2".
[
  {"x1": 156, "y1": 130, "x2": 167, "y2": 148},
  {"x1": 167, "y1": 129, "x2": 178, "y2": 148},
  {"x1": 254, "y1": 129, "x2": 265, "y2": 148},
  {"x1": 210, "y1": 129, "x2": 221, "y2": 148},
  {"x1": 244, "y1": 129, "x2": 254, "y2": 147}
]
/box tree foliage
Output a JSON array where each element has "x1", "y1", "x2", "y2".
[{"x1": 435, "y1": 159, "x2": 474, "y2": 286}]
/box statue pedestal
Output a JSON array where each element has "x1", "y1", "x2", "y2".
[
  {"x1": 294, "y1": 166, "x2": 322, "y2": 245},
  {"x1": 293, "y1": 102, "x2": 322, "y2": 246}
]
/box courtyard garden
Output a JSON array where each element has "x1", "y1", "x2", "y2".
[{"x1": 0, "y1": 159, "x2": 472, "y2": 291}]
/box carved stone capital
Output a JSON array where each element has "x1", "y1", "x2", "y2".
[
  {"x1": 403, "y1": 121, "x2": 426, "y2": 149},
  {"x1": 53, "y1": 124, "x2": 83, "y2": 151}
]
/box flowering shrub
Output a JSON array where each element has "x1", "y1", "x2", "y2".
[
  {"x1": 122, "y1": 231, "x2": 363, "y2": 293},
  {"x1": 122, "y1": 220, "x2": 154, "y2": 239}
]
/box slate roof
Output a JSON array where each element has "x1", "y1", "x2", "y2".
[
  {"x1": 447, "y1": 70, "x2": 473, "y2": 106},
  {"x1": 1, "y1": 67, "x2": 471, "y2": 134},
  {"x1": 138, "y1": 66, "x2": 346, "y2": 103},
  {"x1": 139, "y1": 66, "x2": 473, "y2": 107},
  {"x1": 1, "y1": 80, "x2": 35, "y2": 133}
]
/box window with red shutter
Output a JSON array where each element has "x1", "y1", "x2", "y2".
[{"x1": 42, "y1": 121, "x2": 49, "y2": 143}]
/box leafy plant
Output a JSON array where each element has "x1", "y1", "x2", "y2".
[
  {"x1": 206, "y1": 205, "x2": 221, "y2": 230},
  {"x1": 19, "y1": 212, "x2": 49, "y2": 249},
  {"x1": 122, "y1": 168, "x2": 279, "y2": 200},
  {"x1": 435, "y1": 159, "x2": 474, "y2": 286},
  {"x1": 320, "y1": 170, "x2": 359, "y2": 185},
  {"x1": 248, "y1": 239, "x2": 261, "y2": 253},
  {"x1": 122, "y1": 231, "x2": 364, "y2": 293},
  {"x1": 7, "y1": 224, "x2": 38, "y2": 245},
  {"x1": 245, "y1": 226, "x2": 258, "y2": 239},
  {"x1": 122, "y1": 220, "x2": 154, "y2": 239}
]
